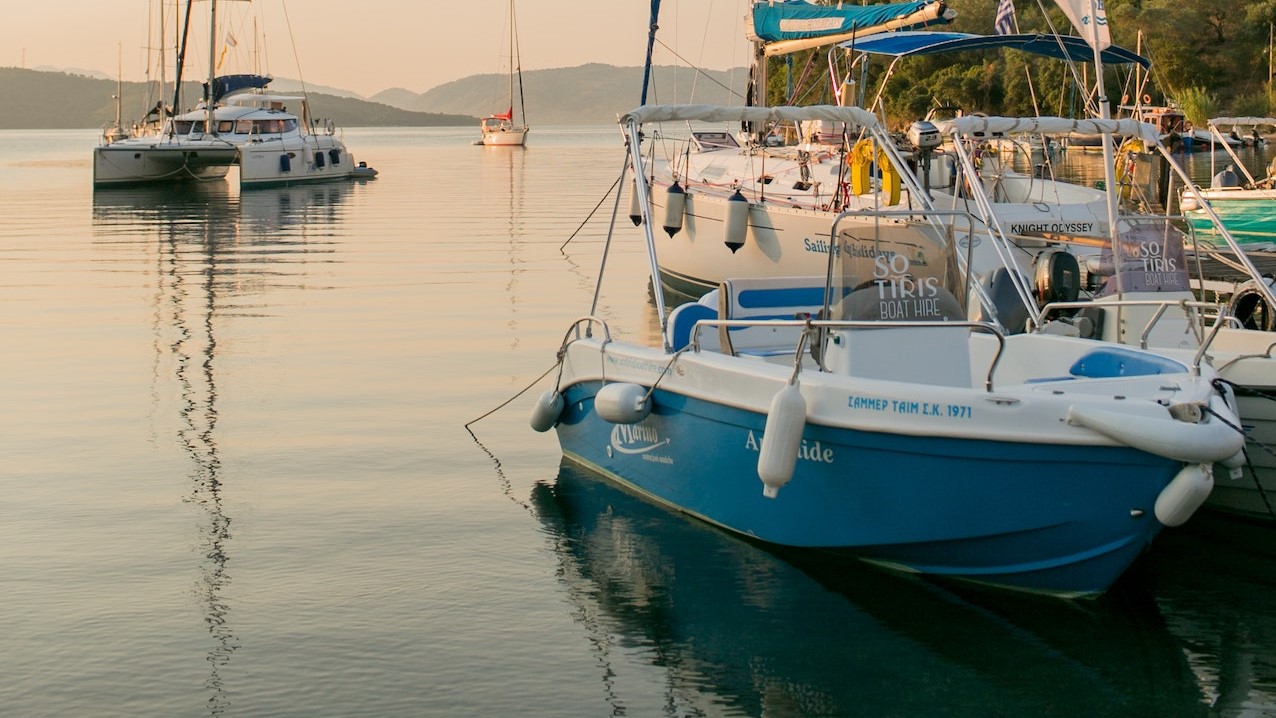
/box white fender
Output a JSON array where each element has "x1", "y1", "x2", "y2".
[
  {"x1": 724, "y1": 189, "x2": 748, "y2": 253},
  {"x1": 663, "y1": 182, "x2": 686, "y2": 237},
  {"x1": 1154, "y1": 463, "x2": 1214, "y2": 527},
  {"x1": 596, "y1": 383, "x2": 651, "y2": 424},
  {"x1": 529, "y1": 390, "x2": 564, "y2": 433},
  {"x1": 1066, "y1": 399, "x2": 1244, "y2": 464},
  {"x1": 758, "y1": 383, "x2": 807, "y2": 498}
]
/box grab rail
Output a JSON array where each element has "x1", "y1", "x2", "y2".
[
  {"x1": 689, "y1": 317, "x2": 1007, "y2": 392},
  {"x1": 1037, "y1": 297, "x2": 1228, "y2": 375}
]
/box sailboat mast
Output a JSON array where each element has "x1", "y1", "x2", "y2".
[
  {"x1": 172, "y1": 0, "x2": 194, "y2": 123},
  {"x1": 115, "y1": 44, "x2": 123, "y2": 126},
  {"x1": 640, "y1": 0, "x2": 660, "y2": 105},
  {"x1": 208, "y1": 0, "x2": 218, "y2": 136},
  {"x1": 507, "y1": 0, "x2": 515, "y2": 118},
  {"x1": 512, "y1": 0, "x2": 526, "y2": 125},
  {"x1": 1086, "y1": 1, "x2": 1124, "y2": 296}
]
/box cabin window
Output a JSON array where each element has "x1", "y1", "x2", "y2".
[
  {"x1": 173, "y1": 121, "x2": 194, "y2": 134},
  {"x1": 236, "y1": 120, "x2": 253, "y2": 134},
  {"x1": 217, "y1": 121, "x2": 234, "y2": 133},
  {"x1": 282, "y1": 119, "x2": 298, "y2": 133},
  {"x1": 190, "y1": 120, "x2": 206, "y2": 134}
]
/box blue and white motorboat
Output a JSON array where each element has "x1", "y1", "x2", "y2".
[{"x1": 530, "y1": 105, "x2": 1245, "y2": 597}]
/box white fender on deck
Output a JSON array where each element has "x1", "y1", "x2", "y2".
[
  {"x1": 628, "y1": 178, "x2": 643, "y2": 226},
  {"x1": 758, "y1": 383, "x2": 807, "y2": 498},
  {"x1": 529, "y1": 390, "x2": 564, "y2": 433},
  {"x1": 1066, "y1": 397, "x2": 1245, "y2": 464},
  {"x1": 663, "y1": 182, "x2": 686, "y2": 237},
  {"x1": 595, "y1": 383, "x2": 652, "y2": 424},
  {"x1": 723, "y1": 189, "x2": 749, "y2": 254},
  {"x1": 1155, "y1": 463, "x2": 1214, "y2": 527}
]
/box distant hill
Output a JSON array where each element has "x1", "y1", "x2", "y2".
[
  {"x1": 0, "y1": 63, "x2": 747, "y2": 129},
  {"x1": 374, "y1": 63, "x2": 750, "y2": 125},
  {"x1": 0, "y1": 67, "x2": 475, "y2": 129}
]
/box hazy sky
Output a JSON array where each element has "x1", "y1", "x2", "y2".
[{"x1": 5, "y1": 0, "x2": 751, "y2": 97}]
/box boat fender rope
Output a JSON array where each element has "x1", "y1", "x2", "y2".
[{"x1": 464, "y1": 360, "x2": 560, "y2": 430}]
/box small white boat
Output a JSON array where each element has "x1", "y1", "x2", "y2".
[
  {"x1": 1178, "y1": 117, "x2": 1276, "y2": 251},
  {"x1": 529, "y1": 105, "x2": 1244, "y2": 597}
]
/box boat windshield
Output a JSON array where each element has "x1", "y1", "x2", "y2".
[
  {"x1": 1093, "y1": 218, "x2": 1191, "y2": 296},
  {"x1": 828, "y1": 220, "x2": 966, "y2": 323}
]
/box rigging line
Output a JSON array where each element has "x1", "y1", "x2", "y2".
[
  {"x1": 278, "y1": 0, "x2": 307, "y2": 97},
  {"x1": 652, "y1": 37, "x2": 747, "y2": 100},
  {"x1": 1203, "y1": 392, "x2": 1276, "y2": 518},
  {"x1": 560, "y1": 174, "x2": 622, "y2": 252},
  {"x1": 464, "y1": 361, "x2": 559, "y2": 430}
]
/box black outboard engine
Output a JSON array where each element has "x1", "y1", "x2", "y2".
[
  {"x1": 1212, "y1": 164, "x2": 1241, "y2": 189},
  {"x1": 1034, "y1": 249, "x2": 1082, "y2": 306}
]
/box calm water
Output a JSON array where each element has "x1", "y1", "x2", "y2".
[{"x1": 4, "y1": 127, "x2": 1276, "y2": 717}]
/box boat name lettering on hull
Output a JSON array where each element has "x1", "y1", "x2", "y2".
[
  {"x1": 610, "y1": 423, "x2": 673, "y2": 462},
  {"x1": 744, "y1": 430, "x2": 835, "y2": 463},
  {"x1": 1009, "y1": 221, "x2": 1095, "y2": 235}
]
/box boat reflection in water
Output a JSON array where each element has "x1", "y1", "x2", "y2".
[
  {"x1": 90, "y1": 181, "x2": 352, "y2": 714},
  {"x1": 531, "y1": 461, "x2": 1210, "y2": 716},
  {"x1": 1147, "y1": 516, "x2": 1276, "y2": 714},
  {"x1": 92, "y1": 177, "x2": 356, "y2": 237}
]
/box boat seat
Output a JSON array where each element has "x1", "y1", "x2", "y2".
[
  {"x1": 1067, "y1": 346, "x2": 1186, "y2": 378},
  {"x1": 716, "y1": 277, "x2": 828, "y2": 356},
  {"x1": 667, "y1": 301, "x2": 719, "y2": 352}
]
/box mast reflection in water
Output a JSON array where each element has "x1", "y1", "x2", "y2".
[{"x1": 91, "y1": 182, "x2": 353, "y2": 714}]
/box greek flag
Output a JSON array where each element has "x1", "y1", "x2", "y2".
[{"x1": 995, "y1": 0, "x2": 1016, "y2": 35}]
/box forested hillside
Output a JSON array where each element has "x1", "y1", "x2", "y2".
[
  {"x1": 0, "y1": 68, "x2": 475, "y2": 130},
  {"x1": 766, "y1": 0, "x2": 1276, "y2": 127}
]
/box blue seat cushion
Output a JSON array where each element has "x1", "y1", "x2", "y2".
[{"x1": 1068, "y1": 346, "x2": 1186, "y2": 378}]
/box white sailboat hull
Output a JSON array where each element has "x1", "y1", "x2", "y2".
[{"x1": 481, "y1": 127, "x2": 529, "y2": 147}]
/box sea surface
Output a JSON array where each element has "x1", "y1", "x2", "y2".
[{"x1": 4, "y1": 127, "x2": 1276, "y2": 717}]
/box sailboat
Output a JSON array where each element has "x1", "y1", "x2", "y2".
[{"x1": 480, "y1": 0, "x2": 529, "y2": 147}]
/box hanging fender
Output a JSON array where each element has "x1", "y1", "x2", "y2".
[
  {"x1": 1114, "y1": 137, "x2": 1145, "y2": 199},
  {"x1": 849, "y1": 139, "x2": 900, "y2": 206}
]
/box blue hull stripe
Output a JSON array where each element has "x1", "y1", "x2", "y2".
[{"x1": 555, "y1": 381, "x2": 1178, "y2": 595}]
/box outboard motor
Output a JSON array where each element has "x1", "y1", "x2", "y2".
[
  {"x1": 978, "y1": 268, "x2": 1032, "y2": 334},
  {"x1": 906, "y1": 120, "x2": 941, "y2": 189},
  {"x1": 1212, "y1": 164, "x2": 1241, "y2": 189},
  {"x1": 1034, "y1": 249, "x2": 1081, "y2": 306}
]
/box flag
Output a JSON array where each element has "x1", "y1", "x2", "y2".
[
  {"x1": 994, "y1": 0, "x2": 1016, "y2": 35},
  {"x1": 1053, "y1": 0, "x2": 1111, "y2": 51}
]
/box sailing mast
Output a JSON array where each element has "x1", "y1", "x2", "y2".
[{"x1": 207, "y1": 0, "x2": 218, "y2": 136}]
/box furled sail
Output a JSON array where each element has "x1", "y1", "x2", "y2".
[
  {"x1": 204, "y1": 74, "x2": 273, "y2": 103},
  {"x1": 747, "y1": 0, "x2": 955, "y2": 56}
]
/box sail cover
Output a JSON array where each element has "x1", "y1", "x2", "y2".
[
  {"x1": 848, "y1": 31, "x2": 1149, "y2": 68},
  {"x1": 205, "y1": 74, "x2": 273, "y2": 102},
  {"x1": 748, "y1": 1, "x2": 952, "y2": 48}
]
